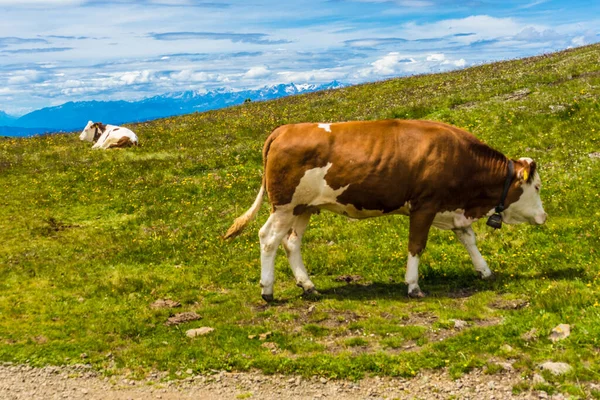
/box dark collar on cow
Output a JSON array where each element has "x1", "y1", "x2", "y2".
[{"x1": 486, "y1": 160, "x2": 515, "y2": 229}]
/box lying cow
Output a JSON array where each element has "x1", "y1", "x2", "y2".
[
  {"x1": 79, "y1": 121, "x2": 138, "y2": 149},
  {"x1": 225, "y1": 120, "x2": 547, "y2": 301}
]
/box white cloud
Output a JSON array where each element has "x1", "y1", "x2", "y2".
[
  {"x1": 370, "y1": 52, "x2": 413, "y2": 75},
  {"x1": 119, "y1": 70, "x2": 153, "y2": 85},
  {"x1": 426, "y1": 53, "x2": 445, "y2": 62},
  {"x1": 402, "y1": 15, "x2": 523, "y2": 41},
  {"x1": 358, "y1": 51, "x2": 468, "y2": 78},
  {"x1": 7, "y1": 69, "x2": 44, "y2": 84},
  {"x1": 513, "y1": 27, "x2": 562, "y2": 42},
  {"x1": 243, "y1": 66, "x2": 271, "y2": 79},
  {"x1": 277, "y1": 68, "x2": 348, "y2": 83},
  {"x1": 170, "y1": 70, "x2": 213, "y2": 82}
]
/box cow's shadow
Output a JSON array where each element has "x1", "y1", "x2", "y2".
[{"x1": 314, "y1": 266, "x2": 588, "y2": 301}]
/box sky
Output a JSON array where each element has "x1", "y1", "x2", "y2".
[{"x1": 0, "y1": 0, "x2": 599, "y2": 116}]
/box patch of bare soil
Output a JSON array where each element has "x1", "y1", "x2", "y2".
[{"x1": 1, "y1": 363, "x2": 589, "y2": 400}]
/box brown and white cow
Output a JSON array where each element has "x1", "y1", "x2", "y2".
[
  {"x1": 225, "y1": 120, "x2": 547, "y2": 301},
  {"x1": 79, "y1": 121, "x2": 138, "y2": 149}
]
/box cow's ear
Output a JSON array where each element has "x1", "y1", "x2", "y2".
[{"x1": 517, "y1": 157, "x2": 536, "y2": 184}]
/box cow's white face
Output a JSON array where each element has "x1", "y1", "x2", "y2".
[
  {"x1": 502, "y1": 158, "x2": 547, "y2": 225},
  {"x1": 79, "y1": 121, "x2": 95, "y2": 142}
]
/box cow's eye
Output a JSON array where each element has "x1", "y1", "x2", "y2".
[{"x1": 535, "y1": 185, "x2": 540, "y2": 192}]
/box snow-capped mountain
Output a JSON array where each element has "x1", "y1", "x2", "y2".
[{"x1": 3, "y1": 81, "x2": 346, "y2": 136}]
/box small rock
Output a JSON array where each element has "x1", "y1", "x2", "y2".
[
  {"x1": 549, "y1": 324, "x2": 570, "y2": 342},
  {"x1": 248, "y1": 334, "x2": 257, "y2": 340},
  {"x1": 498, "y1": 362, "x2": 514, "y2": 372},
  {"x1": 589, "y1": 152, "x2": 600, "y2": 159},
  {"x1": 532, "y1": 373, "x2": 546, "y2": 385},
  {"x1": 539, "y1": 362, "x2": 572, "y2": 375},
  {"x1": 259, "y1": 331, "x2": 272, "y2": 341},
  {"x1": 166, "y1": 312, "x2": 201, "y2": 326},
  {"x1": 500, "y1": 344, "x2": 513, "y2": 352},
  {"x1": 151, "y1": 299, "x2": 182, "y2": 309},
  {"x1": 186, "y1": 369, "x2": 193, "y2": 375},
  {"x1": 186, "y1": 327, "x2": 215, "y2": 338},
  {"x1": 453, "y1": 319, "x2": 468, "y2": 329},
  {"x1": 261, "y1": 342, "x2": 278, "y2": 352},
  {"x1": 549, "y1": 105, "x2": 566, "y2": 112},
  {"x1": 80, "y1": 353, "x2": 88, "y2": 359},
  {"x1": 320, "y1": 377, "x2": 328, "y2": 384},
  {"x1": 522, "y1": 328, "x2": 538, "y2": 341}
]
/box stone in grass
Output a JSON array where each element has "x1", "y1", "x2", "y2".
[
  {"x1": 150, "y1": 299, "x2": 182, "y2": 309},
  {"x1": 261, "y1": 342, "x2": 278, "y2": 354},
  {"x1": 521, "y1": 328, "x2": 538, "y2": 341},
  {"x1": 532, "y1": 373, "x2": 546, "y2": 385},
  {"x1": 549, "y1": 324, "x2": 570, "y2": 343},
  {"x1": 539, "y1": 362, "x2": 572, "y2": 376},
  {"x1": 248, "y1": 331, "x2": 272, "y2": 340},
  {"x1": 452, "y1": 319, "x2": 468, "y2": 330},
  {"x1": 186, "y1": 327, "x2": 215, "y2": 338},
  {"x1": 166, "y1": 312, "x2": 201, "y2": 326}
]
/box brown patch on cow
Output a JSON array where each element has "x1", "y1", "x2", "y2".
[
  {"x1": 113, "y1": 127, "x2": 120, "y2": 131},
  {"x1": 264, "y1": 120, "x2": 523, "y2": 222},
  {"x1": 108, "y1": 136, "x2": 134, "y2": 148}
]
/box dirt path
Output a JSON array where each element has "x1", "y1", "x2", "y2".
[{"x1": 0, "y1": 363, "x2": 582, "y2": 399}]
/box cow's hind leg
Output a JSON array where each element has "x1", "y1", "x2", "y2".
[
  {"x1": 452, "y1": 226, "x2": 493, "y2": 280},
  {"x1": 282, "y1": 212, "x2": 317, "y2": 296},
  {"x1": 406, "y1": 211, "x2": 436, "y2": 298},
  {"x1": 258, "y1": 210, "x2": 295, "y2": 302}
]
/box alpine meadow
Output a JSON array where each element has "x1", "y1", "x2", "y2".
[{"x1": 1, "y1": 44, "x2": 599, "y2": 397}]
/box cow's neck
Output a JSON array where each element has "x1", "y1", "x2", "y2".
[{"x1": 463, "y1": 147, "x2": 514, "y2": 220}]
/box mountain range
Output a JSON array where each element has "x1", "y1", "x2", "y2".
[{"x1": 0, "y1": 81, "x2": 346, "y2": 137}]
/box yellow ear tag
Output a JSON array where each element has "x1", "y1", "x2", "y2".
[{"x1": 523, "y1": 170, "x2": 529, "y2": 181}]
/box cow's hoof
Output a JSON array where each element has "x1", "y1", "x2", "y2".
[
  {"x1": 481, "y1": 272, "x2": 496, "y2": 281},
  {"x1": 262, "y1": 294, "x2": 275, "y2": 303},
  {"x1": 302, "y1": 287, "x2": 321, "y2": 300},
  {"x1": 408, "y1": 288, "x2": 426, "y2": 298}
]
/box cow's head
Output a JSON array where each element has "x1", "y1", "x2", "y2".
[
  {"x1": 502, "y1": 157, "x2": 547, "y2": 225},
  {"x1": 79, "y1": 121, "x2": 104, "y2": 142}
]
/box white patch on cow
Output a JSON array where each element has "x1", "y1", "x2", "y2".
[
  {"x1": 432, "y1": 209, "x2": 477, "y2": 230},
  {"x1": 317, "y1": 123, "x2": 332, "y2": 132},
  {"x1": 290, "y1": 163, "x2": 348, "y2": 206},
  {"x1": 502, "y1": 171, "x2": 547, "y2": 225},
  {"x1": 91, "y1": 124, "x2": 139, "y2": 150},
  {"x1": 453, "y1": 226, "x2": 492, "y2": 278},
  {"x1": 405, "y1": 253, "x2": 420, "y2": 293}
]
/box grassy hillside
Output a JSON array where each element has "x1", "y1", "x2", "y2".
[{"x1": 1, "y1": 44, "x2": 599, "y2": 395}]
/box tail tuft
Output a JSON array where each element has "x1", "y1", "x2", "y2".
[{"x1": 224, "y1": 185, "x2": 265, "y2": 239}]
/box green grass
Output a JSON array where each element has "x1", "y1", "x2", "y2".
[{"x1": 1, "y1": 44, "x2": 599, "y2": 389}]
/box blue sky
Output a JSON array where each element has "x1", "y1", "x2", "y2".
[{"x1": 0, "y1": 0, "x2": 598, "y2": 116}]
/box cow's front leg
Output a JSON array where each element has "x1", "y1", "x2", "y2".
[
  {"x1": 258, "y1": 210, "x2": 294, "y2": 302},
  {"x1": 452, "y1": 226, "x2": 493, "y2": 280},
  {"x1": 282, "y1": 212, "x2": 317, "y2": 296},
  {"x1": 406, "y1": 211, "x2": 436, "y2": 298}
]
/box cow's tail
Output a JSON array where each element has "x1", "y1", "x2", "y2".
[
  {"x1": 224, "y1": 128, "x2": 282, "y2": 239},
  {"x1": 224, "y1": 180, "x2": 265, "y2": 239}
]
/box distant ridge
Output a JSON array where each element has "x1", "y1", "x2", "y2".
[{"x1": 4, "y1": 81, "x2": 346, "y2": 136}]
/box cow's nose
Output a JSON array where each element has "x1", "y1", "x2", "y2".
[{"x1": 535, "y1": 212, "x2": 547, "y2": 225}]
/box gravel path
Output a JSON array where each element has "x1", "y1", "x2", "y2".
[{"x1": 0, "y1": 363, "x2": 585, "y2": 399}]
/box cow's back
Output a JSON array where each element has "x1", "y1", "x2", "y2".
[{"x1": 264, "y1": 120, "x2": 481, "y2": 215}]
